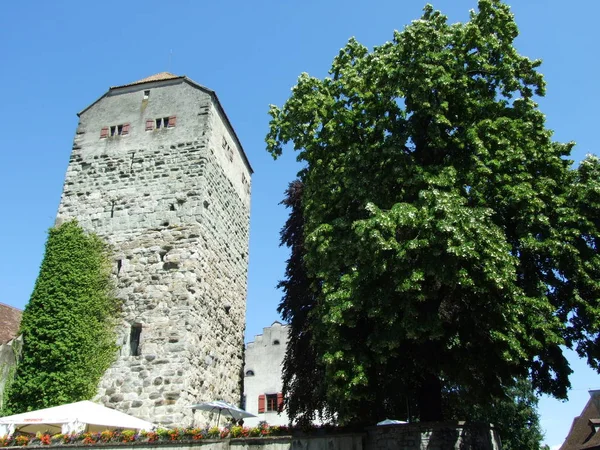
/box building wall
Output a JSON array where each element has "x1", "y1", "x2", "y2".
[
  {"x1": 0, "y1": 336, "x2": 22, "y2": 412},
  {"x1": 56, "y1": 77, "x2": 251, "y2": 427},
  {"x1": 243, "y1": 322, "x2": 289, "y2": 427}
]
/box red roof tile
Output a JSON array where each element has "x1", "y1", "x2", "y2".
[
  {"x1": 110, "y1": 72, "x2": 183, "y2": 89},
  {"x1": 0, "y1": 303, "x2": 22, "y2": 344}
]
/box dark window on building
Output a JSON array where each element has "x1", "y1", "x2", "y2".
[
  {"x1": 153, "y1": 116, "x2": 176, "y2": 129},
  {"x1": 222, "y1": 136, "x2": 233, "y2": 162},
  {"x1": 144, "y1": 90, "x2": 150, "y2": 100},
  {"x1": 273, "y1": 340, "x2": 280, "y2": 345},
  {"x1": 266, "y1": 394, "x2": 278, "y2": 411},
  {"x1": 245, "y1": 370, "x2": 254, "y2": 377},
  {"x1": 130, "y1": 324, "x2": 142, "y2": 356},
  {"x1": 102, "y1": 124, "x2": 130, "y2": 138},
  {"x1": 266, "y1": 393, "x2": 283, "y2": 412}
]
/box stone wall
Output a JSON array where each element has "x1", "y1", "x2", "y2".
[
  {"x1": 55, "y1": 76, "x2": 251, "y2": 427},
  {"x1": 367, "y1": 422, "x2": 501, "y2": 450},
  {"x1": 0, "y1": 337, "x2": 22, "y2": 411},
  {"x1": 0, "y1": 424, "x2": 501, "y2": 449}
]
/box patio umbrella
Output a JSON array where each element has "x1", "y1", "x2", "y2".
[
  {"x1": 377, "y1": 419, "x2": 408, "y2": 426},
  {"x1": 0, "y1": 401, "x2": 155, "y2": 436},
  {"x1": 190, "y1": 401, "x2": 255, "y2": 426}
]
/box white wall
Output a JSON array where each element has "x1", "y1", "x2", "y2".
[{"x1": 244, "y1": 322, "x2": 289, "y2": 427}]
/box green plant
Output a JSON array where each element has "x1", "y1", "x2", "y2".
[
  {"x1": 120, "y1": 430, "x2": 136, "y2": 442},
  {"x1": 4, "y1": 221, "x2": 119, "y2": 414},
  {"x1": 15, "y1": 435, "x2": 29, "y2": 446},
  {"x1": 207, "y1": 427, "x2": 220, "y2": 438},
  {"x1": 230, "y1": 426, "x2": 243, "y2": 438}
]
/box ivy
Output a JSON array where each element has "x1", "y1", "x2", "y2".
[{"x1": 4, "y1": 220, "x2": 119, "y2": 414}]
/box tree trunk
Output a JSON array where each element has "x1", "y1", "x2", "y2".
[{"x1": 418, "y1": 372, "x2": 443, "y2": 421}]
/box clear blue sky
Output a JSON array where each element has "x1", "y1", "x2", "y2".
[{"x1": 0, "y1": 1, "x2": 597, "y2": 447}]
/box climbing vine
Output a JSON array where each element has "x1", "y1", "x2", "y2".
[{"x1": 4, "y1": 220, "x2": 120, "y2": 414}]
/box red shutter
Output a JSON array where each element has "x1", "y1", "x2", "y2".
[
  {"x1": 277, "y1": 392, "x2": 284, "y2": 412},
  {"x1": 145, "y1": 119, "x2": 154, "y2": 131},
  {"x1": 258, "y1": 394, "x2": 265, "y2": 413},
  {"x1": 168, "y1": 116, "x2": 176, "y2": 127},
  {"x1": 122, "y1": 123, "x2": 130, "y2": 136},
  {"x1": 100, "y1": 127, "x2": 109, "y2": 138}
]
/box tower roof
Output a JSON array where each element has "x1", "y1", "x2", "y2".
[{"x1": 110, "y1": 72, "x2": 184, "y2": 89}]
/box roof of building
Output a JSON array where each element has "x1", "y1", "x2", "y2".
[
  {"x1": 79, "y1": 72, "x2": 253, "y2": 174},
  {"x1": 109, "y1": 72, "x2": 183, "y2": 89},
  {"x1": 561, "y1": 392, "x2": 600, "y2": 450},
  {"x1": 0, "y1": 303, "x2": 22, "y2": 344}
]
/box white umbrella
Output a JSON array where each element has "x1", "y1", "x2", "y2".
[
  {"x1": 0, "y1": 401, "x2": 155, "y2": 436},
  {"x1": 190, "y1": 401, "x2": 255, "y2": 426},
  {"x1": 377, "y1": 419, "x2": 407, "y2": 425}
]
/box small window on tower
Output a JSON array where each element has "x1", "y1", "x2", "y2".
[
  {"x1": 144, "y1": 90, "x2": 150, "y2": 100},
  {"x1": 130, "y1": 324, "x2": 142, "y2": 356}
]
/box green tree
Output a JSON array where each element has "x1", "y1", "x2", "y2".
[
  {"x1": 444, "y1": 378, "x2": 545, "y2": 450},
  {"x1": 278, "y1": 180, "x2": 333, "y2": 427},
  {"x1": 267, "y1": 0, "x2": 600, "y2": 424},
  {"x1": 4, "y1": 220, "x2": 119, "y2": 414}
]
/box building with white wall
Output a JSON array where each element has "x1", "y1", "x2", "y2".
[{"x1": 243, "y1": 322, "x2": 289, "y2": 426}]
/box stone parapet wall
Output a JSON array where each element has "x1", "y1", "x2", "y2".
[
  {"x1": 0, "y1": 337, "x2": 22, "y2": 411},
  {"x1": 367, "y1": 422, "x2": 501, "y2": 450},
  {"x1": 0, "y1": 424, "x2": 500, "y2": 450}
]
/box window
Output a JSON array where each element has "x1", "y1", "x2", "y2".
[
  {"x1": 147, "y1": 116, "x2": 176, "y2": 131},
  {"x1": 245, "y1": 370, "x2": 254, "y2": 376},
  {"x1": 222, "y1": 136, "x2": 233, "y2": 162},
  {"x1": 130, "y1": 324, "x2": 142, "y2": 356},
  {"x1": 144, "y1": 90, "x2": 150, "y2": 100},
  {"x1": 242, "y1": 174, "x2": 250, "y2": 195},
  {"x1": 258, "y1": 393, "x2": 283, "y2": 413},
  {"x1": 273, "y1": 340, "x2": 280, "y2": 345},
  {"x1": 100, "y1": 123, "x2": 130, "y2": 138},
  {"x1": 266, "y1": 394, "x2": 278, "y2": 411}
]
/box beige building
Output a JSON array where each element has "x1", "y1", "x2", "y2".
[{"x1": 243, "y1": 322, "x2": 289, "y2": 426}]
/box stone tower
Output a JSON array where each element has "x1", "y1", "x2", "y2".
[{"x1": 56, "y1": 73, "x2": 252, "y2": 427}]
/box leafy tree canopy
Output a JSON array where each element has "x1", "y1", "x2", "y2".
[
  {"x1": 444, "y1": 378, "x2": 545, "y2": 450},
  {"x1": 267, "y1": 0, "x2": 600, "y2": 424},
  {"x1": 3, "y1": 220, "x2": 119, "y2": 414}
]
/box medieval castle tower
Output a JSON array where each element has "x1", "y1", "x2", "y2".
[{"x1": 55, "y1": 73, "x2": 252, "y2": 427}]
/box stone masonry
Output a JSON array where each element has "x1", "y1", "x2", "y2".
[{"x1": 55, "y1": 73, "x2": 252, "y2": 427}]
